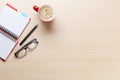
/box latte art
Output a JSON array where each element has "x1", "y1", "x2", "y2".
[{"x1": 38, "y1": 5, "x2": 55, "y2": 22}]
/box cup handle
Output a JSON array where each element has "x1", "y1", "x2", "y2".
[{"x1": 33, "y1": 5, "x2": 39, "y2": 12}]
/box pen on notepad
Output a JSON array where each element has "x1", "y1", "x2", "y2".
[{"x1": 19, "y1": 25, "x2": 38, "y2": 46}]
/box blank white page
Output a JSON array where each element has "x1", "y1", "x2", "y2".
[
  {"x1": 0, "y1": 33, "x2": 16, "y2": 60},
  {"x1": 0, "y1": 5, "x2": 29, "y2": 38}
]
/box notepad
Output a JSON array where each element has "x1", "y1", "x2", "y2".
[{"x1": 0, "y1": 3, "x2": 31, "y2": 60}]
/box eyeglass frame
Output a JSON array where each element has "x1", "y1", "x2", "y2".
[{"x1": 14, "y1": 38, "x2": 39, "y2": 58}]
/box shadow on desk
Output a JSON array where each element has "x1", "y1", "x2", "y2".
[{"x1": 39, "y1": 20, "x2": 56, "y2": 34}]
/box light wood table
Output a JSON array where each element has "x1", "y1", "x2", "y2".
[{"x1": 1, "y1": 0, "x2": 120, "y2": 80}]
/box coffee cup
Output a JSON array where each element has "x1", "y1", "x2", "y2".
[{"x1": 33, "y1": 5, "x2": 55, "y2": 22}]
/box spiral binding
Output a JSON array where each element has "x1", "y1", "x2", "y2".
[{"x1": 0, "y1": 24, "x2": 18, "y2": 40}]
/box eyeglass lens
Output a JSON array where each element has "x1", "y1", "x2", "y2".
[
  {"x1": 28, "y1": 40, "x2": 38, "y2": 50},
  {"x1": 17, "y1": 49, "x2": 27, "y2": 58}
]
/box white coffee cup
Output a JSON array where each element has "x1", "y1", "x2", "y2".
[{"x1": 33, "y1": 5, "x2": 55, "y2": 22}]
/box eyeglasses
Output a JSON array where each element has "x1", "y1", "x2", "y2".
[{"x1": 14, "y1": 38, "x2": 39, "y2": 58}]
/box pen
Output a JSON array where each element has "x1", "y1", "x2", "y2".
[{"x1": 19, "y1": 25, "x2": 38, "y2": 46}]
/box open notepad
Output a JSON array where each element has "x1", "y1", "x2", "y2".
[{"x1": 0, "y1": 4, "x2": 30, "y2": 60}]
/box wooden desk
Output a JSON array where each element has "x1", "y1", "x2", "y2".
[{"x1": 1, "y1": 0, "x2": 120, "y2": 80}]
